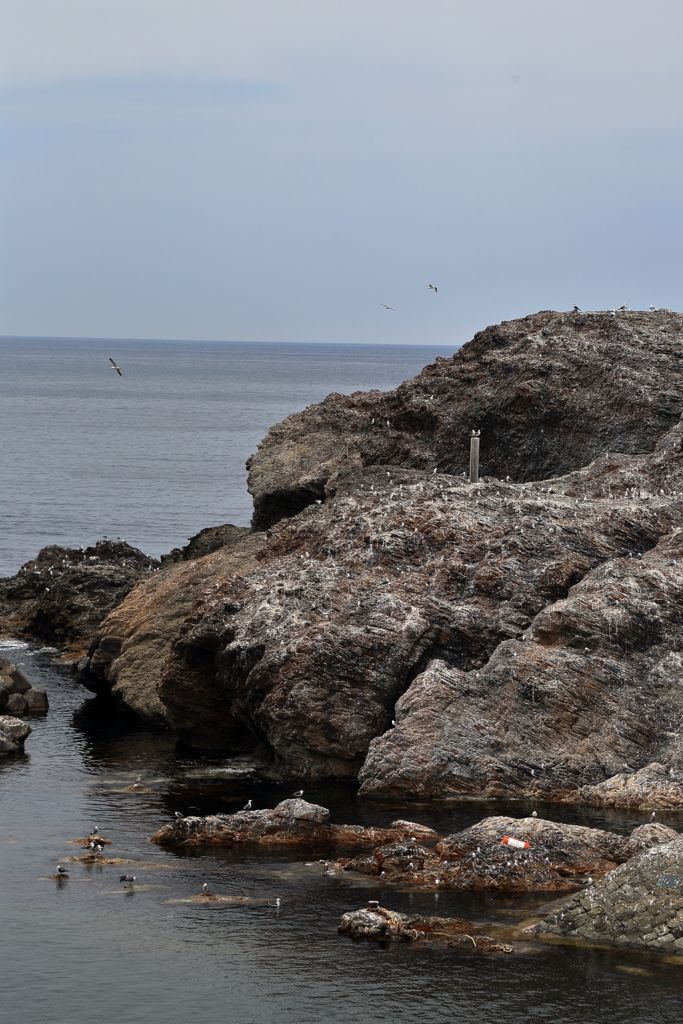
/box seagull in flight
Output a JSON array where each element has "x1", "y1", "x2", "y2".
[
  {"x1": 380, "y1": 304, "x2": 396, "y2": 311},
  {"x1": 426, "y1": 284, "x2": 437, "y2": 293},
  {"x1": 109, "y1": 357, "x2": 123, "y2": 376}
]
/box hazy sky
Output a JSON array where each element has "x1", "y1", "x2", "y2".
[{"x1": 2, "y1": 1, "x2": 683, "y2": 344}]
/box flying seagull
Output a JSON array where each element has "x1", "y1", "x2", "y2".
[
  {"x1": 109, "y1": 357, "x2": 122, "y2": 376},
  {"x1": 380, "y1": 304, "x2": 396, "y2": 311},
  {"x1": 426, "y1": 284, "x2": 437, "y2": 293}
]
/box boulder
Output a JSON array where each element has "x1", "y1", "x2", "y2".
[
  {"x1": 5, "y1": 693, "x2": 27, "y2": 716},
  {"x1": 160, "y1": 523, "x2": 250, "y2": 565},
  {"x1": 0, "y1": 686, "x2": 9, "y2": 710},
  {"x1": 25, "y1": 688, "x2": 49, "y2": 713},
  {"x1": 0, "y1": 714, "x2": 31, "y2": 754},
  {"x1": 567, "y1": 763, "x2": 683, "y2": 809},
  {"x1": 534, "y1": 836, "x2": 683, "y2": 955},
  {"x1": 338, "y1": 903, "x2": 510, "y2": 950}
]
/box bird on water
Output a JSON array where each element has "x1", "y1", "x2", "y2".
[
  {"x1": 109, "y1": 357, "x2": 123, "y2": 376},
  {"x1": 120, "y1": 874, "x2": 136, "y2": 884}
]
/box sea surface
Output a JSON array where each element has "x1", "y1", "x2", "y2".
[
  {"x1": 3, "y1": 339, "x2": 683, "y2": 1022},
  {"x1": 0, "y1": 337, "x2": 453, "y2": 577}
]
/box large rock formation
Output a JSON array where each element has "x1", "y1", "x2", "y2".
[
  {"x1": 73, "y1": 309, "x2": 683, "y2": 801},
  {"x1": 0, "y1": 540, "x2": 159, "y2": 649},
  {"x1": 247, "y1": 309, "x2": 683, "y2": 529}
]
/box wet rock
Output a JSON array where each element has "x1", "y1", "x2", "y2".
[
  {"x1": 0, "y1": 661, "x2": 32, "y2": 694},
  {"x1": 337, "y1": 815, "x2": 679, "y2": 892},
  {"x1": 0, "y1": 686, "x2": 9, "y2": 710},
  {"x1": 0, "y1": 714, "x2": 31, "y2": 754},
  {"x1": 567, "y1": 763, "x2": 683, "y2": 810},
  {"x1": 338, "y1": 903, "x2": 512, "y2": 951},
  {"x1": 0, "y1": 539, "x2": 159, "y2": 649},
  {"x1": 150, "y1": 800, "x2": 437, "y2": 848},
  {"x1": 25, "y1": 688, "x2": 49, "y2": 713},
  {"x1": 534, "y1": 835, "x2": 683, "y2": 955},
  {"x1": 5, "y1": 693, "x2": 28, "y2": 716}
]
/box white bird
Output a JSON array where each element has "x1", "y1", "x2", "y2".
[
  {"x1": 242, "y1": 799, "x2": 252, "y2": 810},
  {"x1": 650, "y1": 305, "x2": 656, "y2": 311},
  {"x1": 120, "y1": 874, "x2": 136, "y2": 884},
  {"x1": 109, "y1": 357, "x2": 123, "y2": 376},
  {"x1": 426, "y1": 284, "x2": 438, "y2": 293},
  {"x1": 292, "y1": 789, "x2": 304, "y2": 798},
  {"x1": 90, "y1": 826, "x2": 99, "y2": 835},
  {"x1": 174, "y1": 811, "x2": 184, "y2": 819},
  {"x1": 269, "y1": 897, "x2": 282, "y2": 907},
  {"x1": 202, "y1": 883, "x2": 211, "y2": 895},
  {"x1": 572, "y1": 304, "x2": 581, "y2": 312},
  {"x1": 650, "y1": 811, "x2": 656, "y2": 821},
  {"x1": 532, "y1": 810, "x2": 538, "y2": 817},
  {"x1": 380, "y1": 304, "x2": 396, "y2": 311},
  {"x1": 617, "y1": 304, "x2": 629, "y2": 311},
  {"x1": 57, "y1": 865, "x2": 69, "y2": 877}
]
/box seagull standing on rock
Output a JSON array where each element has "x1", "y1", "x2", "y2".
[
  {"x1": 572, "y1": 304, "x2": 581, "y2": 312},
  {"x1": 57, "y1": 865, "x2": 69, "y2": 877},
  {"x1": 292, "y1": 790, "x2": 304, "y2": 799},
  {"x1": 174, "y1": 811, "x2": 184, "y2": 820},
  {"x1": 243, "y1": 799, "x2": 252, "y2": 811},
  {"x1": 202, "y1": 883, "x2": 211, "y2": 895}
]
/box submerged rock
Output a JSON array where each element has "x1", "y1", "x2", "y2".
[
  {"x1": 534, "y1": 835, "x2": 683, "y2": 955},
  {"x1": 150, "y1": 799, "x2": 437, "y2": 848},
  {"x1": 336, "y1": 815, "x2": 680, "y2": 892}
]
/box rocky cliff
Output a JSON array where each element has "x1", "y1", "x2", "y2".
[{"x1": 73, "y1": 310, "x2": 683, "y2": 803}]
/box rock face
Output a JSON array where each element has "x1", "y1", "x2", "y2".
[
  {"x1": 0, "y1": 540, "x2": 159, "y2": 648},
  {"x1": 70, "y1": 309, "x2": 683, "y2": 801},
  {"x1": 150, "y1": 799, "x2": 439, "y2": 848},
  {"x1": 74, "y1": 532, "x2": 264, "y2": 727},
  {"x1": 247, "y1": 309, "x2": 683, "y2": 530},
  {"x1": 535, "y1": 836, "x2": 683, "y2": 955},
  {"x1": 569, "y1": 763, "x2": 683, "y2": 809},
  {"x1": 0, "y1": 714, "x2": 31, "y2": 755},
  {"x1": 337, "y1": 815, "x2": 678, "y2": 892}
]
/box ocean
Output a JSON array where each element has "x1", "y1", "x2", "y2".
[
  {"x1": 0, "y1": 337, "x2": 454, "y2": 577},
  {"x1": 2, "y1": 338, "x2": 682, "y2": 1023}
]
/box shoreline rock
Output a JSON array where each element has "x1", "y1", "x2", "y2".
[
  {"x1": 533, "y1": 835, "x2": 683, "y2": 955},
  {"x1": 0, "y1": 714, "x2": 31, "y2": 755},
  {"x1": 150, "y1": 798, "x2": 439, "y2": 848},
  {"x1": 338, "y1": 902, "x2": 514, "y2": 951},
  {"x1": 0, "y1": 654, "x2": 48, "y2": 720}
]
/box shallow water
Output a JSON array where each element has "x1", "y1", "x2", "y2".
[{"x1": 3, "y1": 640, "x2": 683, "y2": 1024}]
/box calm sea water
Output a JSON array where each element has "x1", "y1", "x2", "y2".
[
  {"x1": 3, "y1": 339, "x2": 683, "y2": 1021},
  {"x1": 0, "y1": 337, "x2": 453, "y2": 577}
]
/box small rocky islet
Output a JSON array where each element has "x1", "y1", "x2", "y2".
[{"x1": 6, "y1": 307, "x2": 683, "y2": 958}]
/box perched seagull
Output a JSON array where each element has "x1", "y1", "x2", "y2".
[
  {"x1": 292, "y1": 789, "x2": 304, "y2": 798},
  {"x1": 202, "y1": 883, "x2": 211, "y2": 895},
  {"x1": 90, "y1": 826, "x2": 99, "y2": 836},
  {"x1": 532, "y1": 810, "x2": 538, "y2": 818},
  {"x1": 174, "y1": 811, "x2": 184, "y2": 819},
  {"x1": 650, "y1": 811, "x2": 656, "y2": 821},
  {"x1": 617, "y1": 304, "x2": 629, "y2": 311},
  {"x1": 242, "y1": 799, "x2": 252, "y2": 811},
  {"x1": 380, "y1": 304, "x2": 396, "y2": 311},
  {"x1": 57, "y1": 865, "x2": 69, "y2": 877},
  {"x1": 426, "y1": 284, "x2": 438, "y2": 293},
  {"x1": 572, "y1": 304, "x2": 581, "y2": 312},
  {"x1": 120, "y1": 874, "x2": 136, "y2": 884},
  {"x1": 650, "y1": 305, "x2": 656, "y2": 311},
  {"x1": 109, "y1": 357, "x2": 123, "y2": 376},
  {"x1": 269, "y1": 897, "x2": 282, "y2": 907},
  {"x1": 132, "y1": 774, "x2": 144, "y2": 788}
]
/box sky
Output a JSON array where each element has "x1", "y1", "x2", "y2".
[{"x1": 1, "y1": 0, "x2": 683, "y2": 345}]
